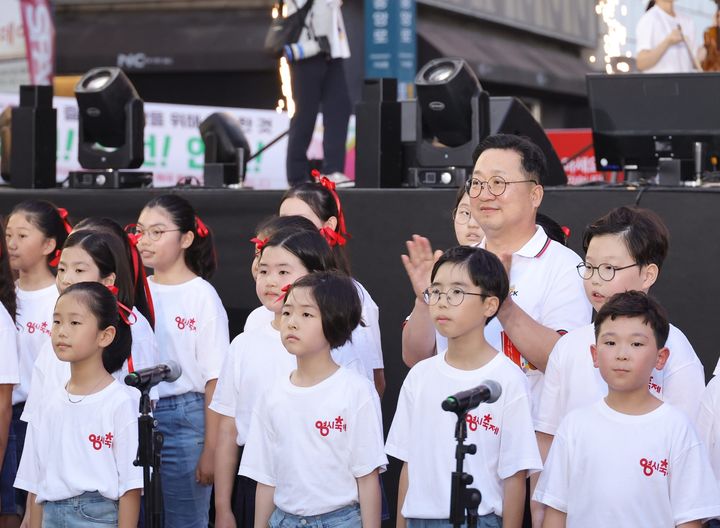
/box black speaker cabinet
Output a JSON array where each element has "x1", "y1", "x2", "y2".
[
  {"x1": 10, "y1": 85, "x2": 56, "y2": 188},
  {"x1": 354, "y1": 78, "x2": 402, "y2": 188}
]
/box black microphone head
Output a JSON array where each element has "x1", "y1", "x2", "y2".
[
  {"x1": 164, "y1": 361, "x2": 182, "y2": 383},
  {"x1": 482, "y1": 379, "x2": 502, "y2": 404},
  {"x1": 124, "y1": 371, "x2": 140, "y2": 387}
]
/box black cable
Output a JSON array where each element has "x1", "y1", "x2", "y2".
[{"x1": 561, "y1": 143, "x2": 595, "y2": 167}]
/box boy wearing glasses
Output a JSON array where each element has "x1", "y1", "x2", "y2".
[{"x1": 386, "y1": 246, "x2": 541, "y2": 528}]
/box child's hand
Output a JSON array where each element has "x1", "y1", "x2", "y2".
[
  {"x1": 195, "y1": 447, "x2": 215, "y2": 485},
  {"x1": 214, "y1": 509, "x2": 238, "y2": 528},
  {"x1": 401, "y1": 235, "x2": 443, "y2": 298}
]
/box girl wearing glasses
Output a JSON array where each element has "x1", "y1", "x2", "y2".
[{"x1": 134, "y1": 194, "x2": 229, "y2": 528}]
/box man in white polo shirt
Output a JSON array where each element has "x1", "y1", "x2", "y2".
[{"x1": 402, "y1": 134, "x2": 592, "y2": 417}]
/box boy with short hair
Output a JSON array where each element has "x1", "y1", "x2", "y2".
[
  {"x1": 387, "y1": 246, "x2": 541, "y2": 528},
  {"x1": 535, "y1": 291, "x2": 720, "y2": 527}
]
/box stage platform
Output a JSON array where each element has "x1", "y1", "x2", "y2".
[{"x1": 1, "y1": 185, "x2": 717, "y2": 521}]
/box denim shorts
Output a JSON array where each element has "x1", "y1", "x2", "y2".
[
  {"x1": 269, "y1": 503, "x2": 362, "y2": 528},
  {"x1": 0, "y1": 403, "x2": 28, "y2": 515},
  {"x1": 42, "y1": 491, "x2": 118, "y2": 527},
  {"x1": 154, "y1": 392, "x2": 210, "y2": 528},
  {"x1": 407, "y1": 513, "x2": 502, "y2": 528}
]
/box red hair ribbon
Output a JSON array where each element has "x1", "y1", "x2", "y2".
[
  {"x1": 251, "y1": 237, "x2": 269, "y2": 253},
  {"x1": 124, "y1": 229, "x2": 156, "y2": 327},
  {"x1": 57, "y1": 207, "x2": 73, "y2": 235},
  {"x1": 107, "y1": 285, "x2": 119, "y2": 296},
  {"x1": 195, "y1": 216, "x2": 209, "y2": 238},
  {"x1": 274, "y1": 283, "x2": 291, "y2": 304},
  {"x1": 561, "y1": 226, "x2": 571, "y2": 238},
  {"x1": 106, "y1": 284, "x2": 138, "y2": 326},
  {"x1": 49, "y1": 249, "x2": 61, "y2": 267},
  {"x1": 312, "y1": 172, "x2": 350, "y2": 245},
  {"x1": 320, "y1": 226, "x2": 346, "y2": 247}
]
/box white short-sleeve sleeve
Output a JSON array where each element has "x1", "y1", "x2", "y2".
[
  {"x1": 113, "y1": 409, "x2": 144, "y2": 496},
  {"x1": 698, "y1": 377, "x2": 720, "y2": 483},
  {"x1": 497, "y1": 386, "x2": 542, "y2": 479},
  {"x1": 385, "y1": 372, "x2": 415, "y2": 463},
  {"x1": 661, "y1": 332, "x2": 705, "y2": 422},
  {"x1": 535, "y1": 341, "x2": 566, "y2": 435},
  {"x1": 238, "y1": 403, "x2": 276, "y2": 486},
  {"x1": 196, "y1": 312, "x2": 230, "y2": 384},
  {"x1": 0, "y1": 306, "x2": 18, "y2": 385},
  {"x1": 635, "y1": 12, "x2": 654, "y2": 54},
  {"x1": 532, "y1": 425, "x2": 571, "y2": 513},
  {"x1": 209, "y1": 347, "x2": 238, "y2": 418},
  {"x1": 348, "y1": 388, "x2": 387, "y2": 478},
  {"x1": 13, "y1": 421, "x2": 40, "y2": 495},
  {"x1": 539, "y1": 257, "x2": 591, "y2": 335},
  {"x1": 20, "y1": 343, "x2": 52, "y2": 423}
]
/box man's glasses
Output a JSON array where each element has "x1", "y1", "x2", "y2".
[{"x1": 465, "y1": 176, "x2": 537, "y2": 198}]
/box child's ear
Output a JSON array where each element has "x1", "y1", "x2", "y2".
[
  {"x1": 655, "y1": 346, "x2": 670, "y2": 371},
  {"x1": 180, "y1": 230, "x2": 195, "y2": 250},
  {"x1": 98, "y1": 325, "x2": 116, "y2": 348},
  {"x1": 323, "y1": 216, "x2": 338, "y2": 231},
  {"x1": 100, "y1": 273, "x2": 116, "y2": 288},
  {"x1": 640, "y1": 263, "x2": 659, "y2": 290},
  {"x1": 484, "y1": 296, "x2": 500, "y2": 318},
  {"x1": 41, "y1": 236, "x2": 57, "y2": 257},
  {"x1": 590, "y1": 344, "x2": 599, "y2": 368}
]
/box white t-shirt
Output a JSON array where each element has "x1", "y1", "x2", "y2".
[
  {"x1": 15, "y1": 380, "x2": 143, "y2": 502},
  {"x1": 149, "y1": 277, "x2": 229, "y2": 398},
  {"x1": 536, "y1": 323, "x2": 705, "y2": 435},
  {"x1": 385, "y1": 352, "x2": 542, "y2": 519},
  {"x1": 697, "y1": 376, "x2": 720, "y2": 488},
  {"x1": 0, "y1": 303, "x2": 19, "y2": 386},
  {"x1": 13, "y1": 283, "x2": 57, "y2": 405},
  {"x1": 289, "y1": 0, "x2": 351, "y2": 59},
  {"x1": 480, "y1": 226, "x2": 592, "y2": 418},
  {"x1": 239, "y1": 367, "x2": 387, "y2": 516},
  {"x1": 21, "y1": 309, "x2": 158, "y2": 422},
  {"x1": 244, "y1": 279, "x2": 383, "y2": 381},
  {"x1": 211, "y1": 320, "x2": 365, "y2": 445},
  {"x1": 636, "y1": 5, "x2": 696, "y2": 73},
  {"x1": 534, "y1": 400, "x2": 720, "y2": 527}
]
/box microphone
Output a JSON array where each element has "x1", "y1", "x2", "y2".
[
  {"x1": 124, "y1": 361, "x2": 182, "y2": 389},
  {"x1": 441, "y1": 380, "x2": 502, "y2": 414}
]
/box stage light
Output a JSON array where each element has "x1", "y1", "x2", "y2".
[
  {"x1": 75, "y1": 67, "x2": 144, "y2": 169},
  {"x1": 199, "y1": 112, "x2": 251, "y2": 187},
  {"x1": 415, "y1": 58, "x2": 487, "y2": 148}
]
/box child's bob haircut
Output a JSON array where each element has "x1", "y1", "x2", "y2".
[
  {"x1": 430, "y1": 246, "x2": 509, "y2": 324},
  {"x1": 594, "y1": 290, "x2": 670, "y2": 348},
  {"x1": 582, "y1": 206, "x2": 669, "y2": 271},
  {"x1": 286, "y1": 271, "x2": 362, "y2": 349}
]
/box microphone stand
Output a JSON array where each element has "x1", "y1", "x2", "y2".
[
  {"x1": 133, "y1": 386, "x2": 164, "y2": 528},
  {"x1": 448, "y1": 410, "x2": 482, "y2": 528}
]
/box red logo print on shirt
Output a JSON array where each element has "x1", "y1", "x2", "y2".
[
  {"x1": 88, "y1": 433, "x2": 114, "y2": 451},
  {"x1": 648, "y1": 376, "x2": 662, "y2": 395},
  {"x1": 315, "y1": 416, "x2": 347, "y2": 437},
  {"x1": 26, "y1": 321, "x2": 51, "y2": 336},
  {"x1": 640, "y1": 457, "x2": 668, "y2": 477},
  {"x1": 466, "y1": 413, "x2": 499, "y2": 435},
  {"x1": 175, "y1": 316, "x2": 197, "y2": 332}
]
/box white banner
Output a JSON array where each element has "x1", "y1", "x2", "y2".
[{"x1": 0, "y1": 94, "x2": 293, "y2": 189}]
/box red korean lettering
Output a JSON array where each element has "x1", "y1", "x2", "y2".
[
  {"x1": 89, "y1": 434, "x2": 103, "y2": 451},
  {"x1": 315, "y1": 420, "x2": 329, "y2": 437}
]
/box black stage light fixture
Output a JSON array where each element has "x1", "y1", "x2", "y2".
[
  {"x1": 75, "y1": 67, "x2": 144, "y2": 170},
  {"x1": 410, "y1": 58, "x2": 490, "y2": 187},
  {"x1": 199, "y1": 113, "x2": 251, "y2": 187}
]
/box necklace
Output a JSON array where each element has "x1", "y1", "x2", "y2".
[{"x1": 65, "y1": 377, "x2": 110, "y2": 404}]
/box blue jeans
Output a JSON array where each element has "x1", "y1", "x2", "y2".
[
  {"x1": 407, "y1": 514, "x2": 502, "y2": 528},
  {"x1": 154, "y1": 392, "x2": 210, "y2": 528},
  {"x1": 42, "y1": 491, "x2": 118, "y2": 527},
  {"x1": 1, "y1": 403, "x2": 27, "y2": 515},
  {"x1": 269, "y1": 504, "x2": 361, "y2": 528}
]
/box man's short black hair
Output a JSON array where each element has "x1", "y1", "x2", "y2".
[
  {"x1": 472, "y1": 134, "x2": 548, "y2": 185},
  {"x1": 582, "y1": 206, "x2": 669, "y2": 270},
  {"x1": 594, "y1": 291, "x2": 669, "y2": 348},
  {"x1": 430, "y1": 246, "x2": 509, "y2": 324}
]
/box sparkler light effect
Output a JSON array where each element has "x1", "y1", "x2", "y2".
[
  {"x1": 595, "y1": 0, "x2": 630, "y2": 74},
  {"x1": 273, "y1": 3, "x2": 295, "y2": 117}
]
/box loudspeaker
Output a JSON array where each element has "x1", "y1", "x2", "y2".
[
  {"x1": 354, "y1": 78, "x2": 402, "y2": 188},
  {"x1": 488, "y1": 97, "x2": 567, "y2": 186},
  {"x1": 10, "y1": 85, "x2": 57, "y2": 188}
]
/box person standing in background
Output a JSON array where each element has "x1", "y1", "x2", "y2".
[
  {"x1": 284, "y1": 0, "x2": 353, "y2": 187},
  {"x1": 636, "y1": 0, "x2": 700, "y2": 72}
]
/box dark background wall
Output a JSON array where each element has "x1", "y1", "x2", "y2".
[{"x1": 0, "y1": 186, "x2": 714, "y2": 524}]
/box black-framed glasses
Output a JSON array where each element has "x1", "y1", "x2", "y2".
[
  {"x1": 125, "y1": 223, "x2": 182, "y2": 242},
  {"x1": 465, "y1": 176, "x2": 538, "y2": 198},
  {"x1": 422, "y1": 287, "x2": 489, "y2": 306},
  {"x1": 452, "y1": 207, "x2": 474, "y2": 225},
  {"x1": 576, "y1": 262, "x2": 639, "y2": 282}
]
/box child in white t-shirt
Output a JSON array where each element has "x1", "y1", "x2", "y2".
[
  {"x1": 698, "y1": 376, "x2": 720, "y2": 490},
  {"x1": 535, "y1": 291, "x2": 720, "y2": 528},
  {"x1": 133, "y1": 194, "x2": 230, "y2": 528},
  {"x1": 212, "y1": 223, "x2": 364, "y2": 528},
  {"x1": 240, "y1": 271, "x2": 387, "y2": 528},
  {"x1": 22, "y1": 228, "x2": 160, "y2": 423},
  {"x1": 387, "y1": 246, "x2": 542, "y2": 528},
  {"x1": 4, "y1": 200, "x2": 71, "y2": 520},
  {"x1": 15, "y1": 282, "x2": 143, "y2": 527}
]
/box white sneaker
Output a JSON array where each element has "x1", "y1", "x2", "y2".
[{"x1": 323, "y1": 172, "x2": 355, "y2": 188}]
